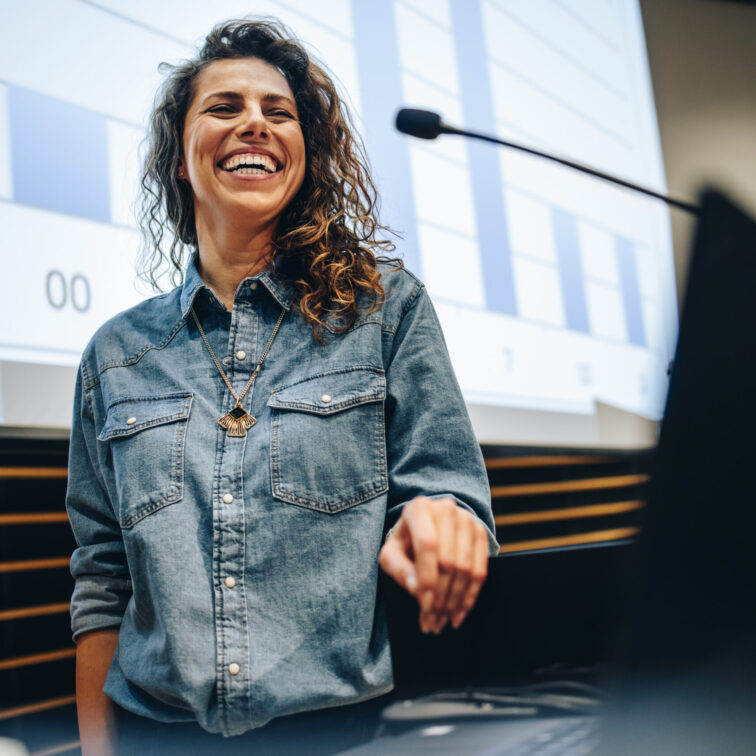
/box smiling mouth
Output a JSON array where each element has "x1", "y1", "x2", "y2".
[{"x1": 220, "y1": 153, "x2": 282, "y2": 175}]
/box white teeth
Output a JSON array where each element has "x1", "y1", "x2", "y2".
[
  {"x1": 222, "y1": 153, "x2": 278, "y2": 173},
  {"x1": 236, "y1": 166, "x2": 268, "y2": 175}
]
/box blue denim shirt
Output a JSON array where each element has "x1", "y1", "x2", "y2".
[{"x1": 66, "y1": 257, "x2": 497, "y2": 736}]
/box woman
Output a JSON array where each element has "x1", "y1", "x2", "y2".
[{"x1": 66, "y1": 19, "x2": 497, "y2": 755}]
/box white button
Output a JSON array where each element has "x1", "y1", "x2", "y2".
[
  {"x1": 249, "y1": 281, "x2": 258, "y2": 290},
  {"x1": 236, "y1": 350, "x2": 246, "y2": 360},
  {"x1": 321, "y1": 394, "x2": 332, "y2": 403},
  {"x1": 222, "y1": 493, "x2": 234, "y2": 504},
  {"x1": 222, "y1": 357, "x2": 230, "y2": 365},
  {"x1": 126, "y1": 417, "x2": 137, "y2": 425},
  {"x1": 225, "y1": 576, "x2": 236, "y2": 588},
  {"x1": 228, "y1": 662, "x2": 240, "y2": 675}
]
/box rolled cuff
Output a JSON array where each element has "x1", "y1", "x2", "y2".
[{"x1": 70, "y1": 573, "x2": 132, "y2": 642}]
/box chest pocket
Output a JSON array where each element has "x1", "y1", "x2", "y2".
[
  {"x1": 268, "y1": 367, "x2": 387, "y2": 513},
  {"x1": 98, "y1": 393, "x2": 193, "y2": 528}
]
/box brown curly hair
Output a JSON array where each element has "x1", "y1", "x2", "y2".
[{"x1": 139, "y1": 18, "x2": 401, "y2": 337}]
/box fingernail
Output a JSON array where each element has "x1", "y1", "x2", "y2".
[
  {"x1": 406, "y1": 571, "x2": 418, "y2": 593},
  {"x1": 421, "y1": 590, "x2": 434, "y2": 611},
  {"x1": 419, "y1": 615, "x2": 430, "y2": 634},
  {"x1": 451, "y1": 610, "x2": 466, "y2": 629},
  {"x1": 437, "y1": 616, "x2": 449, "y2": 633}
]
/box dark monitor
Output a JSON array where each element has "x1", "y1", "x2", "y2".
[{"x1": 623, "y1": 188, "x2": 756, "y2": 674}]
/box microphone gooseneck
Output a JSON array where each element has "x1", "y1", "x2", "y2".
[{"x1": 394, "y1": 108, "x2": 699, "y2": 217}]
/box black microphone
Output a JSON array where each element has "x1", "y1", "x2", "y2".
[
  {"x1": 395, "y1": 108, "x2": 699, "y2": 217},
  {"x1": 395, "y1": 108, "x2": 446, "y2": 139}
]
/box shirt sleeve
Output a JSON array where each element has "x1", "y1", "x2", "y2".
[
  {"x1": 384, "y1": 282, "x2": 499, "y2": 555},
  {"x1": 66, "y1": 363, "x2": 132, "y2": 641}
]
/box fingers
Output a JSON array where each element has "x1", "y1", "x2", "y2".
[
  {"x1": 428, "y1": 499, "x2": 457, "y2": 632},
  {"x1": 378, "y1": 522, "x2": 419, "y2": 596},
  {"x1": 443, "y1": 507, "x2": 474, "y2": 624},
  {"x1": 452, "y1": 523, "x2": 489, "y2": 628},
  {"x1": 401, "y1": 497, "x2": 441, "y2": 613}
]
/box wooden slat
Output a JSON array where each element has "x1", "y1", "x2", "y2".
[
  {"x1": 486, "y1": 455, "x2": 616, "y2": 469},
  {"x1": 0, "y1": 512, "x2": 69, "y2": 526},
  {"x1": 0, "y1": 466, "x2": 68, "y2": 479},
  {"x1": 490, "y1": 473, "x2": 649, "y2": 498},
  {"x1": 0, "y1": 557, "x2": 70, "y2": 574},
  {"x1": 0, "y1": 693, "x2": 76, "y2": 721},
  {"x1": 499, "y1": 527, "x2": 640, "y2": 554},
  {"x1": 495, "y1": 500, "x2": 644, "y2": 526},
  {"x1": 0, "y1": 602, "x2": 70, "y2": 623},
  {"x1": 32, "y1": 740, "x2": 81, "y2": 756},
  {"x1": 0, "y1": 647, "x2": 76, "y2": 672}
]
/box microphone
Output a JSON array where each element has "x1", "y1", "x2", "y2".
[
  {"x1": 395, "y1": 108, "x2": 699, "y2": 217},
  {"x1": 395, "y1": 108, "x2": 445, "y2": 139}
]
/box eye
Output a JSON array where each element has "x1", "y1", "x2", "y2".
[
  {"x1": 268, "y1": 109, "x2": 295, "y2": 119},
  {"x1": 208, "y1": 104, "x2": 235, "y2": 114}
]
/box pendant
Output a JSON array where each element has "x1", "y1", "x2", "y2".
[{"x1": 218, "y1": 404, "x2": 257, "y2": 437}]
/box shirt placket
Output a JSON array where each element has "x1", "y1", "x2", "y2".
[{"x1": 213, "y1": 293, "x2": 258, "y2": 735}]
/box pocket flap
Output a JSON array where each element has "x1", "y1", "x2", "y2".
[
  {"x1": 98, "y1": 394, "x2": 193, "y2": 441},
  {"x1": 268, "y1": 368, "x2": 385, "y2": 416}
]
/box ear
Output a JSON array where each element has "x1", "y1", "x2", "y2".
[{"x1": 177, "y1": 157, "x2": 187, "y2": 181}]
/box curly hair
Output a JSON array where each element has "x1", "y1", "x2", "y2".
[{"x1": 138, "y1": 18, "x2": 401, "y2": 338}]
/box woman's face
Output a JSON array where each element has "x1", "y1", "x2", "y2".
[{"x1": 180, "y1": 57, "x2": 306, "y2": 237}]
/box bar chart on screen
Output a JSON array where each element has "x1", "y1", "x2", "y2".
[{"x1": 0, "y1": 0, "x2": 676, "y2": 427}]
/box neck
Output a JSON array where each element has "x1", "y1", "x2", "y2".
[{"x1": 195, "y1": 220, "x2": 277, "y2": 310}]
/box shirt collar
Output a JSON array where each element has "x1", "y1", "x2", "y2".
[{"x1": 180, "y1": 254, "x2": 296, "y2": 317}]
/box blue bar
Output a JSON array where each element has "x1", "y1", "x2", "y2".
[
  {"x1": 350, "y1": 0, "x2": 422, "y2": 278},
  {"x1": 615, "y1": 236, "x2": 647, "y2": 347},
  {"x1": 9, "y1": 86, "x2": 110, "y2": 223},
  {"x1": 552, "y1": 207, "x2": 590, "y2": 333},
  {"x1": 450, "y1": 0, "x2": 517, "y2": 315}
]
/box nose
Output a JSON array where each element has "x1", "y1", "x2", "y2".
[{"x1": 237, "y1": 105, "x2": 269, "y2": 139}]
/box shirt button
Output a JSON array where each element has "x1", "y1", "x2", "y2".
[
  {"x1": 228, "y1": 663, "x2": 240, "y2": 675},
  {"x1": 321, "y1": 394, "x2": 332, "y2": 403},
  {"x1": 236, "y1": 350, "x2": 246, "y2": 360},
  {"x1": 222, "y1": 493, "x2": 234, "y2": 504},
  {"x1": 222, "y1": 357, "x2": 230, "y2": 365},
  {"x1": 249, "y1": 281, "x2": 258, "y2": 291},
  {"x1": 126, "y1": 417, "x2": 137, "y2": 425},
  {"x1": 225, "y1": 576, "x2": 236, "y2": 588}
]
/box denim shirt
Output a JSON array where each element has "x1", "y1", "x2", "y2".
[{"x1": 66, "y1": 257, "x2": 497, "y2": 736}]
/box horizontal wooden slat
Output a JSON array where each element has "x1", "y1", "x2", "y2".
[
  {"x1": 33, "y1": 740, "x2": 81, "y2": 756},
  {"x1": 0, "y1": 693, "x2": 76, "y2": 721},
  {"x1": 486, "y1": 455, "x2": 617, "y2": 469},
  {"x1": 499, "y1": 527, "x2": 640, "y2": 554},
  {"x1": 490, "y1": 473, "x2": 650, "y2": 498},
  {"x1": 0, "y1": 647, "x2": 76, "y2": 672},
  {"x1": 0, "y1": 512, "x2": 69, "y2": 526},
  {"x1": 495, "y1": 500, "x2": 644, "y2": 526},
  {"x1": 0, "y1": 557, "x2": 70, "y2": 574},
  {"x1": 0, "y1": 466, "x2": 68, "y2": 479},
  {"x1": 0, "y1": 602, "x2": 70, "y2": 623}
]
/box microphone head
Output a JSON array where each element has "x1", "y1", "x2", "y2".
[{"x1": 395, "y1": 108, "x2": 443, "y2": 140}]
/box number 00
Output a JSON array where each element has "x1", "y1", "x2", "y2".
[{"x1": 45, "y1": 270, "x2": 91, "y2": 313}]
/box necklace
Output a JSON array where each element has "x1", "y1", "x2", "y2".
[{"x1": 190, "y1": 305, "x2": 286, "y2": 437}]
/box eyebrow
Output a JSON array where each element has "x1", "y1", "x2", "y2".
[{"x1": 200, "y1": 90, "x2": 296, "y2": 108}]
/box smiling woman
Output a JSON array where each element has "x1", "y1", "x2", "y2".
[
  {"x1": 139, "y1": 20, "x2": 396, "y2": 335},
  {"x1": 66, "y1": 18, "x2": 497, "y2": 756}
]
